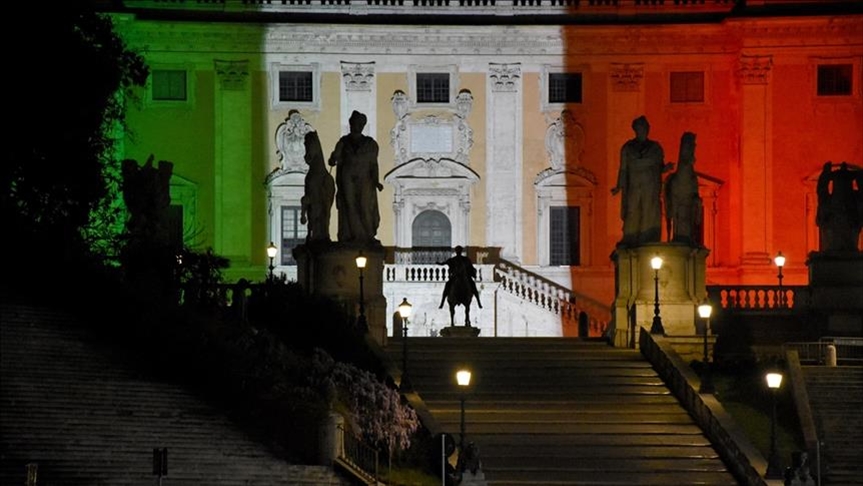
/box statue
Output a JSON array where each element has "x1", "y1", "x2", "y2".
[
  {"x1": 300, "y1": 131, "x2": 335, "y2": 243},
  {"x1": 816, "y1": 161, "x2": 863, "y2": 252},
  {"x1": 664, "y1": 132, "x2": 703, "y2": 246},
  {"x1": 611, "y1": 115, "x2": 673, "y2": 247},
  {"x1": 328, "y1": 111, "x2": 383, "y2": 243},
  {"x1": 121, "y1": 154, "x2": 174, "y2": 248},
  {"x1": 438, "y1": 246, "x2": 482, "y2": 327}
]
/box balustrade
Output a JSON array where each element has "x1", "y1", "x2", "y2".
[{"x1": 707, "y1": 285, "x2": 808, "y2": 311}]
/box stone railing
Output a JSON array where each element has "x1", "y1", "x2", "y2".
[
  {"x1": 639, "y1": 328, "x2": 768, "y2": 486},
  {"x1": 384, "y1": 246, "x2": 497, "y2": 284},
  {"x1": 494, "y1": 258, "x2": 611, "y2": 332},
  {"x1": 127, "y1": 0, "x2": 738, "y2": 15},
  {"x1": 707, "y1": 285, "x2": 810, "y2": 311}
]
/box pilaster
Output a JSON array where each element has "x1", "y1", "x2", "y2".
[
  {"x1": 340, "y1": 62, "x2": 376, "y2": 137},
  {"x1": 486, "y1": 63, "x2": 523, "y2": 262},
  {"x1": 737, "y1": 54, "x2": 774, "y2": 267},
  {"x1": 214, "y1": 59, "x2": 253, "y2": 269}
]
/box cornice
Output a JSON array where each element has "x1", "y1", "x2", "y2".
[
  {"x1": 727, "y1": 17, "x2": 863, "y2": 48},
  {"x1": 122, "y1": 22, "x2": 750, "y2": 57}
]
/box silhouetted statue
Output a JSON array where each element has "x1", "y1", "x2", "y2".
[
  {"x1": 328, "y1": 111, "x2": 383, "y2": 243},
  {"x1": 121, "y1": 154, "x2": 174, "y2": 248},
  {"x1": 300, "y1": 131, "x2": 335, "y2": 243},
  {"x1": 611, "y1": 116, "x2": 673, "y2": 247},
  {"x1": 817, "y1": 161, "x2": 863, "y2": 252},
  {"x1": 665, "y1": 132, "x2": 703, "y2": 246},
  {"x1": 438, "y1": 246, "x2": 482, "y2": 327}
]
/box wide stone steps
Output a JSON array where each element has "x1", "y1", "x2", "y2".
[
  {"x1": 801, "y1": 366, "x2": 863, "y2": 485},
  {"x1": 1, "y1": 304, "x2": 348, "y2": 486},
  {"x1": 387, "y1": 336, "x2": 738, "y2": 486}
]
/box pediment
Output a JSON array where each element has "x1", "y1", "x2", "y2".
[
  {"x1": 384, "y1": 157, "x2": 480, "y2": 183},
  {"x1": 534, "y1": 167, "x2": 597, "y2": 188}
]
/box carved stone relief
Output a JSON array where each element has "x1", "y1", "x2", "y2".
[
  {"x1": 489, "y1": 63, "x2": 521, "y2": 92},
  {"x1": 738, "y1": 55, "x2": 773, "y2": 85},
  {"x1": 214, "y1": 59, "x2": 249, "y2": 90},
  {"x1": 544, "y1": 109, "x2": 585, "y2": 171},
  {"x1": 341, "y1": 61, "x2": 375, "y2": 91},
  {"x1": 390, "y1": 90, "x2": 475, "y2": 166},
  {"x1": 610, "y1": 63, "x2": 644, "y2": 92},
  {"x1": 271, "y1": 110, "x2": 315, "y2": 178}
]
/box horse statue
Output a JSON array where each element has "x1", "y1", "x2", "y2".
[{"x1": 438, "y1": 246, "x2": 482, "y2": 327}]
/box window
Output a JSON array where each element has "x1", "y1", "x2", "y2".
[
  {"x1": 550, "y1": 206, "x2": 579, "y2": 266},
  {"x1": 670, "y1": 71, "x2": 704, "y2": 103},
  {"x1": 817, "y1": 64, "x2": 853, "y2": 96},
  {"x1": 549, "y1": 73, "x2": 582, "y2": 104},
  {"x1": 152, "y1": 69, "x2": 187, "y2": 101},
  {"x1": 279, "y1": 71, "x2": 313, "y2": 103},
  {"x1": 416, "y1": 73, "x2": 450, "y2": 103},
  {"x1": 280, "y1": 206, "x2": 306, "y2": 265}
]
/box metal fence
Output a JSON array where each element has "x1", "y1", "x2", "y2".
[{"x1": 783, "y1": 337, "x2": 863, "y2": 365}]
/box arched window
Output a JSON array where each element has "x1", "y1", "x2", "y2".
[{"x1": 412, "y1": 210, "x2": 451, "y2": 247}]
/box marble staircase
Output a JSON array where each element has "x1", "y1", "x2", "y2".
[
  {"x1": 0, "y1": 303, "x2": 350, "y2": 486},
  {"x1": 387, "y1": 336, "x2": 740, "y2": 486}
]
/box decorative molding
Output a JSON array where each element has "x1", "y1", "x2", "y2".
[
  {"x1": 391, "y1": 113, "x2": 474, "y2": 166},
  {"x1": 271, "y1": 110, "x2": 315, "y2": 178},
  {"x1": 738, "y1": 55, "x2": 773, "y2": 85},
  {"x1": 610, "y1": 63, "x2": 644, "y2": 92},
  {"x1": 341, "y1": 61, "x2": 375, "y2": 91},
  {"x1": 455, "y1": 89, "x2": 474, "y2": 119},
  {"x1": 391, "y1": 90, "x2": 410, "y2": 120},
  {"x1": 489, "y1": 63, "x2": 521, "y2": 92},
  {"x1": 544, "y1": 110, "x2": 585, "y2": 171},
  {"x1": 535, "y1": 166, "x2": 598, "y2": 187},
  {"x1": 214, "y1": 59, "x2": 249, "y2": 90}
]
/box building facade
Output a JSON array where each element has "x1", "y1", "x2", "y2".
[{"x1": 110, "y1": 0, "x2": 863, "y2": 337}]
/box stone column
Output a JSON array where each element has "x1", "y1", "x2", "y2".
[
  {"x1": 486, "y1": 63, "x2": 523, "y2": 262},
  {"x1": 340, "y1": 62, "x2": 376, "y2": 137},
  {"x1": 737, "y1": 55, "x2": 774, "y2": 267},
  {"x1": 214, "y1": 59, "x2": 252, "y2": 267}
]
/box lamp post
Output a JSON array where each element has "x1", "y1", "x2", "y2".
[
  {"x1": 266, "y1": 242, "x2": 278, "y2": 281},
  {"x1": 650, "y1": 255, "x2": 665, "y2": 335},
  {"x1": 774, "y1": 251, "x2": 786, "y2": 309},
  {"x1": 398, "y1": 298, "x2": 412, "y2": 389},
  {"x1": 456, "y1": 368, "x2": 472, "y2": 455},
  {"x1": 697, "y1": 299, "x2": 715, "y2": 394},
  {"x1": 355, "y1": 251, "x2": 368, "y2": 332},
  {"x1": 765, "y1": 371, "x2": 784, "y2": 479}
]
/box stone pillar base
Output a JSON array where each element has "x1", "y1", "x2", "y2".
[
  {"x1": 440, "y1": 326, "x2": 482, "y2": 337},
  {"x1": 611, "y1": 243, "x2": 709, "y2": 341},
  {"x1": 294, "y1": 241, "x2": 388, "y2": 345}
]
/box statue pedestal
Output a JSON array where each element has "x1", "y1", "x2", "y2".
[
  {"x1": 440, "y1": 326, "x2": 481, "y2": 337},
  {"x1": 808, "y1": 251, "x2": 863, "y2": 335},
  {"x1": 609, "y1": 243, "x2": 709, "y2": 347},
  {"x1": 293, "y1": 241, "x2": 388, "y2": 345}
]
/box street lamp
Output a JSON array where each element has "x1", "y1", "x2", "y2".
[
  {"x1": 697, "y1": 299, "x2": 715, "y2": 394},
  {"x1": 355, "y1": 251, "x2": 368, "y2": 332},
  {"x1": 266, "y1": 242, "x2": 278, "y2": 280},
  {"x1": 650, "y1": 255, "x2": 665, "y2": 335},
  {"x1": 765, "y1": 371, "x2": 784, "y2": 479},
  {"x1": 398, "y1": 298, "x2": 412, "y2": 389},
  {"x1": 456, "y1": 368, "x2": 472, "y2": 455},
  {"x1": 774, "y1": 251, "x2": 786, "y2": 309}
]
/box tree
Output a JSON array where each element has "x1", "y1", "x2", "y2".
[{"x1": 3, "y1": 5, "x2": 148, "y2": 292}]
